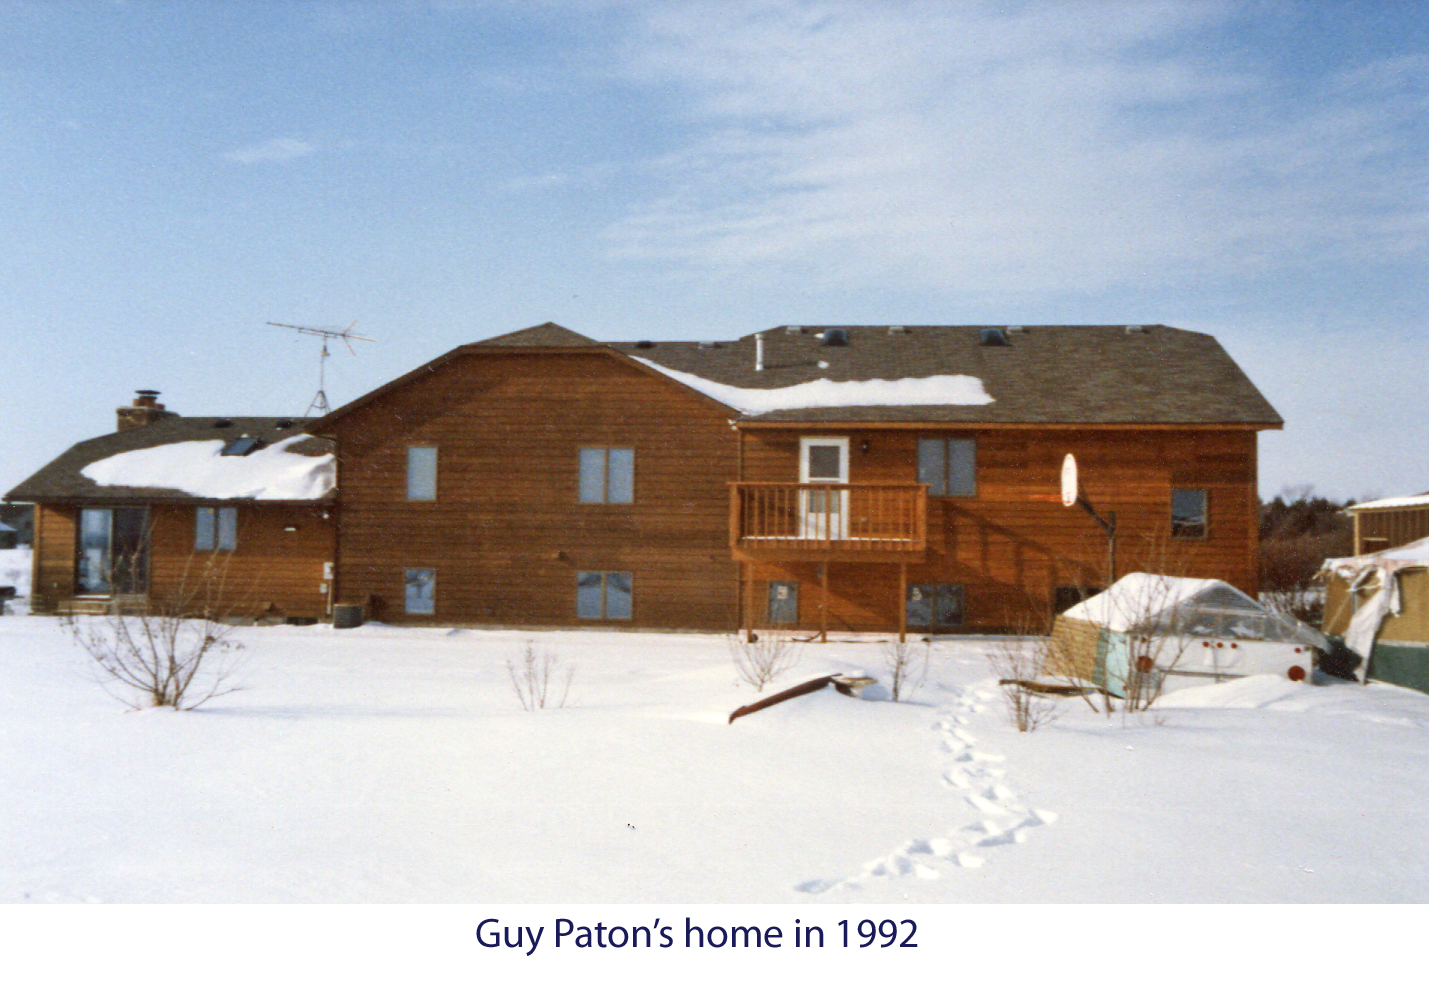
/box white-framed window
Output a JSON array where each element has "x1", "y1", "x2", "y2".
[
  {"x1": 404, "y1": 568, "x2": 436, "y2": 615},
  {"x1": 1171, "y1": 488, "x2": 1208, "y2": 538},
  {"x1": 407, "y1": 446, "x2": 437, "y2": 501},
  {"x1": 195, "y1": 506, "x2": 238, "y2": 551},
  {"x1": 917, "y1": 438, "x2": 976, "y2": 496},
  {"x1": 578, "y1": 448, "x2": 634, "y2": 504},
  {"x1": 576, "y1": 571, "x2": 632, "y2": 619}
]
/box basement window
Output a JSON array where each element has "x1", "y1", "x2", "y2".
[
  {"x1": 404, "y1": 568, "x2": 436, "y2": 615},
  {"x1": 195, "y1": 507, "x2": 237, "y2": 551},
  {"x1": 576, "y1": 571, "x2": 632, "y2": 620},
  {"x1": 917, "y1": 438, "x2": 976, "y2": 496},
  {"x1": 907, "y1": 583, "x2": 964, "y2": 628},
  {"x1": 1172, "y1": 488, "x2": 1208, "y2": 538}
]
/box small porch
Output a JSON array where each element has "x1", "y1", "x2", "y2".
[{"x1": 729, "y1": 482, "x2": 929, "y2": 642}]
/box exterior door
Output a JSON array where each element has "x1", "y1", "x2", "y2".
[
  {"x1": 76, "y1": 507, "x2": 149, "y2": 595},
  {"x1": 799, "y1": 437, "x2": 849, "y2": 540}
]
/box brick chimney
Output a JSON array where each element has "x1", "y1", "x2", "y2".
[{"x1": 117, "y1": 390, "x2": 178, "y2": 432}]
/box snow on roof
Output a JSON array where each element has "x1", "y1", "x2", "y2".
[
  {"x1": 80, "y1": 435, "x2": 334, "y2": 501},
  {"x1": 630, "y1": 356, "x2": 994, "y2": 416},
  {"x1": 1348, "y1": 492, "x2": 1429, "y2": 512},
  {"x1": 1062, "y1": 572, "x2": 1255, "y2": 631},
  {"x1": 1323, "y1": 536, "x2": 1429, "y2": 578}
]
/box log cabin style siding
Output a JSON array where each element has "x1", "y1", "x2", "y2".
[
  {"x1": 316, "y1": 347, "x2": 741, "y2": 628},
  {"x1": 12, "y1": 324, "x2": 1279, "y2": 636},
  {"x1": 736, "y1": 425, "x2": 1260, "y2": 632}
]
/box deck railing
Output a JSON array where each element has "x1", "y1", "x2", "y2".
[{"x1": 729, "y1": 482, "x2": 928, "y2": 556}]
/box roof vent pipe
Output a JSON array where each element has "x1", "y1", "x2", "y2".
[{"x1": 755, "y1": 331, "x2": 765, "y2": 372}]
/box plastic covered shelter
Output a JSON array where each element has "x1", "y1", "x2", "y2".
[{"x1": 1048, "y1": 572, "x2": 1326, "y2": 699}]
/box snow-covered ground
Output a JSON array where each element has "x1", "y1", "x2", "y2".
[
  {"x1": 0, "y1": 547, "x2": 30, "y2": 615},
  {"x1": 3, "y1": 614, "x2": 1427, "y2": 905}
]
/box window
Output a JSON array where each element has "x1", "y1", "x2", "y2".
[
  {"x1": 195, "y1": 507, "x2": 238, "y2": 551},
  {"x1": 407, "y1": 446, "x2": 437, "y2": 501},
  {"x1": 579, "y1": 448, "x2": 633, "y2": 504},
  {"x1": 906, "y1": 583, "x2": 964, "y2": 628},
  {"x1": 917, "y1": 438, "x2": 976, "y2": 496},
  {"x1": 404, "y1": 568, "x2": 435, "y2": 614},
  {"x1": 1171, "y1": 488, "x2": 1207, "y2": 538},
  {"x1": 220, "y1": 436, "x2": 265, "y2": 456},
  {"x1": 768, "y1": 581, "x2": 799, "y2": 626},
  {"x1": 576, "y1": 571, "x2": 632, "y2": 619}
]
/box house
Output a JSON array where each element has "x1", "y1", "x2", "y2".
[
  {"x1": 302, "y1": 322, "x2": 1281, "y2": 636},
  {"x1": 1320, "y1": 538, "x2": 1429, "y2": 694},
  {"x1": 1343, "y1": 492, "x2": 1429, "y2": 556},
  {"x1": 6, "y1": 391, "x2": 336, "y2": 618}
]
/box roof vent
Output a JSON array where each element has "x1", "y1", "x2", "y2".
[
  {"x1": 697, "y1": 341, "x2": 720, "y2": 349},
  {"x1": 1006, "y1": 325, "x2": 1024, "y2": 334},
  {"x1": 979, "y1": 327, "x2": 1011, "y2": 347},
  {"x1": 635, "y1": 340, "x2": 654, "y2": 349},
  {"x1": 887, "y1": 325, "x2": 908, "y2": 334},
  {"x1": 274, "y1": 418, "x2": 296, "y2": 429},
  {"x1": 212, "y1": 418, "x2": 233, "y2": 428},
  {"x1": 784, "y1": 325, "x2": 803, "y2": 335},
  {"x1": 1125, "y1": 325, "x2": 1146, "y2": 334},
  {"x1": 822, "y1": 328, "x2": 849, "y2": 347}
]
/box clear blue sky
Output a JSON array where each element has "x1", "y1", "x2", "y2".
[{"x1": 3, "y1": 0, "x2": 1425, "y2": 502}]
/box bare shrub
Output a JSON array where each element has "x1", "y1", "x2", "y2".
[
  {"x1": 62, "y1": 555, "x2": 245, "y2": 710},
  {"x1": 989, "y1": 636, "x2": 1062, "y2": 732},
  {"x1": 506, "y1": 641, "x2": 574, "y2": 710},
  {"x1": 728, "y1": 631, "x2": 799, "y2": 691},
  {"x1": 882, "y1": 639, "x2": 928, "y2": 702}
]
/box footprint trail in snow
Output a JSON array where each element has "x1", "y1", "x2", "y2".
[{"x1": 795, "y1": 679, "x2": 1058, "y2": 894}]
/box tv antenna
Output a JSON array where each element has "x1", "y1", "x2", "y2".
[{"x1": 267, "y1": 321, "x2": 375, "y2": 416}]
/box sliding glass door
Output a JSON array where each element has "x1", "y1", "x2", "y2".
[{"x1": 76, "y1": 507, "x2": 149, "y2": 595}]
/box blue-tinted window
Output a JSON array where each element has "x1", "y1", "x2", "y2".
[
  {"x1": 917, "y1": 438, "x2": 976, "y2": 496},
  {"x1": 907, "y1": 583, "x2": 965, "y2": 628},
  {"x1": 1171, "y1": 488, "x2": 1207, "y2": 538},
  {"x1": 576, "y1": 571, "x2": 633, "y2": 620},
  {"x1": 195, "y1": 507, "x2": 237, "y2": 551},
  {"x1": 578, "y1": 448, "x2": 633, "y2": 504},
  {"x1": 407, "y1": 446, "x2": 437, "y2": 501},
  {"x1": 404, "y1": 568, "x2": 435, "y2": 614}
]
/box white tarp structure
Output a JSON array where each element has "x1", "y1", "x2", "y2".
[
  {"x1": 1321, "y1": 537, "x2": 1429, "y2": 684},
  {"x1": 1056, "y1": 572, "x2": 1326, "y2": 698}
]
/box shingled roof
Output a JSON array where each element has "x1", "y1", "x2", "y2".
[
  {"x1": 605, "y1": 324, "x2": 1282, "y2": 426},
  {"x1": 6, "y1": 417, "x2": 334, "y2": 504}
]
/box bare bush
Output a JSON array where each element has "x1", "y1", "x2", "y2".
[
  {"x1": 989, "y1": 636, "x2": 1062, "y2": 732},
  {"x1": 728, "y1": 631, "x2": 799, "y2": 691},
  {"x1": 62, "y1": 557, "x2": 245, "y2": 710},
  {"x1": 882, "y1": 639, "x2": 928, "y2": 702},
  {"x1": 506, "y1": 641, "x2": 574, "y2": 710}
]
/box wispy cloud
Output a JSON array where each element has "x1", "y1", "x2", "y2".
[
  {"x1": 224, "y1": 138, "x2": 318, "y2": 164},
  {"x1": 602, "y1": 1, "x2": 1429, "y2": 298}
]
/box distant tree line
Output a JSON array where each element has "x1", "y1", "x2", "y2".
[{"x1": 1258, "y1": 486, "x2": 1354, "y2": 622}]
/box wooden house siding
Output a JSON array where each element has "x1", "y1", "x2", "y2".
[
  {"x1": 27, "y1": 501, "x2": 334, "y2": 618},
  {"x1": 738, "y1": 426, "x2": 1259, "y2": 632},
  {"x1": 30, "y1": 503, "x2": 77, "y2": 614},
  {"x1": 323, "y1": 351, "x2": 741, "y2": 628},
  {"x1": 1352, "y1": 508, "x2": 1429, "y2": 556},
  {"x1": 146, "y1": 504, "x2": 334, "y2": 618}
]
